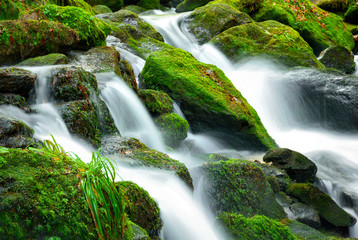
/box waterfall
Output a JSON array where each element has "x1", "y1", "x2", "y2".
[{"x1": 141, "y1": 11, "x2": 358, "y2": 236}]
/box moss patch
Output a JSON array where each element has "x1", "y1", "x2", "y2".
[
  {"x1": 139, "y1": 89, "x2": 174, "y2": 117},
  {"x1": 176, "y1": 0, "x2": 213, "y2": 12},
  {"x1": 17, "y1": 53, "x2": 68, "y2": 66}
]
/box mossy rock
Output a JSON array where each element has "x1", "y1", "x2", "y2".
[
  {"x1": 218, "y1": 212, "x2": 297, "y2": 240},
  {"x1": 200, "y1": 159, "x2": 287, "y2": 219},
  {"x1": 139, "y1": 89, "x2": 174, "y2": 117},
  {"x1": 102, "y1": 136, "x2": 193, "y2": 187},
  {"x1": 138, "y1": 0, "x2": 160, "y2": 10},
  {"x1": 318, "y1": 46, "x2": 356, "y2": 74},
  {"x1": 85, "y1": 0, "x2": 124, "y2": 11},
  {"x1": 0, "y1": 94, "x2": 27, "y2": 109},
  {"x1": 176, "y1": 0, "x2": 213, "y2": 12},
  {"x1": 253, "y1": 0, "x2": 355, "y2": 55},
  {"x1": 117, "y1": 181, "x2": 162, "y2": 239},
  {"x1": 154, "y1": 113, "x2": 189, "y2": 148},
  {"x1": 258, "y1": 163, "x2": 292, "y2": 192},
  {"x1": 17, "y1": 53, "x2": 69, "y2": 67},
  {"x1": 286, "y1": 220, "x2": 329, "y2": 240},
  {"x1": 119, "y1": 59, "x2": 139, "y2": 93},
  {"x1": 344, "y1": 2, "x2": 358, "y2": 24},
  {"x1": 122, "y1": 5, "x2": 146, "y2": 14},
  {"x1": 209, "y1": 0, "x2": 264, "y2": 14},
  {"x1": 0, "y1": 20, "x2": 80, "y2": 65},
  {"x1": 140, "y1": 48, "x2": 276, "y2": 151},
  {"x1": 316, "y1": 0, "x2": 349, "y2": 13},
  {"x1": 21, "y1": 5, "x2": 109, "y2": 49},
  {"x1": 0, "y1": 68, "x2": 37, "y2": 98},
  {"x1": 286, "y1": 183, "x2": 356, "y2": 227},
  {"x1": 96, "y1": 99, "x2": 119, "y2": 137},
  {"x1": 210, "y1": 20, "x2": 324, "y2": 68},
  {"x1": 92, "y1": 4, "x2": 114, "y2": 14},
  {"x1": 49, "y1": 67, "x2": 98, "y2": 103},
  {"x1": 0, "y1": 147, "x2": 97, "y2": 239},
  {"x1": 184, "y1": 3, "x2": 253, "y2": 44}
]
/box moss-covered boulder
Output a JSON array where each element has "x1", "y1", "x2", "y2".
[
  {"x1": 117, "y1": 181, "x2": 162, "y2": 239},
  {"x1": 344, "y1": 1, "x2": 358, "y2": 24},
  {"x1": 218, "y1": 212, "x2": 297, "y2": 240},
  {"x1": 155, "y1": 113, "x2": 189, "y2": 148},
  {"x1": 0, "y1": 68, "x2": 37, "y2": 98},
  {"x1": 176, "y1": 0, "x2": 213, "y2": 12},
  {"x1": 0, "y1": 94, "x2": 27, "y2": 109},
  {"x1": 0, "y1": 20, "x2": 80, "y2": 65},
  {"x1": 102, "y1": 136, "x2": 193, "y2": 187},
  {"x1": 210, "y1": 20, "x2": 323, "y2": 68},
  {"x1": 289, "y1": 202, "x2": 321, "y2": 229},
  {"x1": 316, "y1": 0, "x2": 348, "y2": 13},
  {"x1": 139, "y1": 89, "x2": 174, "y2": 117},
  {"x1": 119, "y1": 59, "x2": 139, "y2": 93},
  {"x1": 21, "y1": 5, "x2": 109, "y2": 49},
  {"x1": 92, "y1": 4, "x2": 113, "y2": 14},
  {"x1": 140, "y1": 48, "x2": 276, "y2": 151},
  {"x1": 137, "y1": 0, "x2": 160, "y2": 10},
  {"x1": 318, "y1": 46, "x2": 356, "y2": 74},
  {"x1": 253, "y1": 0, "x2": 355, "y2": 54},
  {"x1": 263, "y1": 148, "x2": 317, "y2": 183},
  {"x1": 201, "y1": 159, "x2": 287, "y2": 219},
  {"x1": 184, "y1": 3, "x2": 253, "y2": 44},
  {"x1": 17, "y1": 53, "x2": 69, "y2": 67},
  {"x1": 286, "y1": 183, "x2": 356, "y2": 228},
  {"x1": 86, "y1": 0, "x2": 124, "y2": 11},
  {"x1": 0, "y1": 147, "x2": 97, "y2": 239},
  {"x1": 122, "y1": 5, "x2": 146, "y2": 14}
]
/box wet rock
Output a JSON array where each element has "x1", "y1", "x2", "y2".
[
  {"x1": 344, "y1": 1, "x2": 358, "y2": 24},
  {"x1": 17, "y1": 53, "x2": 69, "y2": 67},
  {"x1": 289, "y1": 202, "x2": 321, "y2": 229},
  {"x1": 176, "y1": 0, "x2": 212, "y2": 12},
  {"x1": 318, "y1": 46, "x2": 355, "y2": 74},
  {"x1": 259, "y1": 163, "x2": 293, "y2": 191},
  {"x1": 139, "y1": 89, "x2": 174, "y2": 117},
  {"x1": 92, "y1": 4, "x2": 113, "y2": 14},
  {"x1": 263, "y1": 148, "x2": 317, "y2": 183},
  {"x1": 119, "y1": 59, "x2": 138, "y2": 92},
  {"x1": 0, "y1": 94, "x2": 27, "y2": 109},
  {"x1": 0, "y1": 68, "x2": 37, "y2": 98},
  {"x1": 316, "y1": 0, "x2": 348, "y2": 13}
]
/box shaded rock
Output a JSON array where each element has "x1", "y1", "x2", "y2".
[
  {"x1": 80, "y1": 0, "x2": 123, "y2": 11},
  {"x1": 117, "y1": 181, "x2": 162, "y2": 239},
  {"x1": 140, "y1": 48, "x2": 276, "y2": 151},
  {"x1": 259, "y1": 163, "x2": 292, "y2": 192},
  {"x1": 286, "y1": 183, "x2": 356, "y2": 228},
  {"x1": 318, "y1": 46, "x2": 355, "y2": 74},
  {"x1": 0, "y1": 94, "x2": 27, "y2": 109},
  {"x1": 176, "y1": 0, "x2": 212, "y2": 12},
  {"x1": 184, "y1": 3, "x2": 253, "y2": 44},
  {"x1": 154, "y1": 113, "x2": 189, "y2": 148},
  {"x1": 344, "y1": 1, "x2": 358, "y2": 24},
  {"x1": 263, "y1": 148, "x2": 317, "y2": 183},
  {"x1": 122, "y1": 5, "x2": 146, "y2": 14},
  {"x1": 119, "y1": 59, "x2": 138, "y2": 93},
  {"x1": 0, "y1": 20, "x2": 80, "y2": 65},
  {"x1": 316, "y1": 0, "x2": 349, "y2": 13},
  {"x1": 92, "y1": 4, "x2": 113, "y2": 14},
  {"x1": 289, "y1": 202, "x2": 321, "y2": 229},
  {"x1": 200, "y1": 159, "x2": 287, "y2": 219},
  {"x1": 286, "y1": 220, "x2": 330, "y2": 240},
  {"x1": 0, "y1": 68, "x2": 37, "y2": 98},
  {"x1": 17, "y1": 53, "x2": 69, "y2": 67},
  {"x1": 139, "y1": 89, "x2": 174, "y2": 117},
  {"x1": 210, "y1": 20, "x2": 323, "y2": 68},
  {"x1": 102, "y1": 136, "x2": 193, "y2": 187}
]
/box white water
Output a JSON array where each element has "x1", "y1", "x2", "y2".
[{"x1": 142, "y1": 11, "x2": 358, "y2": 236}]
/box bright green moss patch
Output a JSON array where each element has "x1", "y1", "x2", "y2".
[
  {"x1": 218, "y1": 212, "x2": 297, "y2": 240},
  {"x1": 17, "y1": 53, "x2": 68, "y2": 66},
  {"x1": 141, "y1": 48, "x2": 276, "y2": 151},
  {"x1": 210, "y1": 0, "x2": 264, "y2": 14},
  {"x1": 92, "y1": 4, "x2": 113, "y2": 14},
  {"x1": 139, "y1": 89, "x2": 174, "y2": 117},
  {"x1": 176, "y1": 0, "x2": 213, "y2": 12}
]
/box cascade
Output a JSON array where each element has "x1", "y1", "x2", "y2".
[{"x1": 141, "y1": 10, "x2": 358, "y2": 236}]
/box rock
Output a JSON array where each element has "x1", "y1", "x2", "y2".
[
  {"x1": 318, "y1": 46, "x2": 355, "y2": 74},
  {"x1": 316, "y1": 0, "x2": 348, "y2": 13},
  {"x1": 184, "y1": 3, "x2": 253, "y2": 44},
  {"x1": 140, "y1": 48, "x2": 276, "y2": 151},
  {"x1": 176, "y1": 0, "x2": 213, "y2": 12},
  {"x1": 0, "y1": 20, "x2": 80, "y2": 65},
  {"x1": 117, "y1": 181, "x2": 162, "y2": 239},
  {"x1": 101, "y1": 136, "x2": 193, "y2": 187},
  {"x1": 200, "y1": 159, "x2": 287, "y2": 219},
  {"x1": 122, "y1": 5, "x2": 146, "y2": 14},
  {"x1": 210, "y1": 20, "x2": 324, "y2": 68},
  {"x1": 344, "y1": 1, "x2": 358, "y2": 24},
  {"x1": 84, "y1": 0, "x2": 124, "y2": 11},
  {"x1": 263, "y1": 148, "x2": 317, "y2": 183},
  {"x1": 154, "y1": 113, "x2": 189, "y2": 148},
  {"x1": 0, "y1": 68, "x2": 37, "y2": 98},
  {"x1": 218, "y1": 212, "x2": 297, "y2": 240},
  {"x1": 137, "y1": 0, "x2": 160, "y2": 10},
  {"x1": 92, "y1": 4, "x2": 113, "y2": 14},
  {"x1": 259, "y1": 163, "x2": 293, "y2": 192},
  {"x1": 139, "y1": 89, "x2": 174, "y2": 117},
  {"x1": 0, "y1": 94, "x2": 27, "y2": 109},
  {"x1": 172, "y1": 0, "x2": 184, "y2": 7},
  {"x1": 119, "y1": 59, "x2": 138, "y2": 93},
  {"x1": 17, "y1": 53, "x2": 69, "y2": 67},
  {"x1": 253, "y1": 0, "x2": 355, "y2": 55},
  {"x1": 21, "y1": 4, "x2": 109, "y2": 49},
  {"x1": 286, "y1": 220, "x2": 330, "y2": 240},
  {"x1": 289, "y1": 203, "x2": 321, "y2": 229},
  {"x1": 286, "y1": 183, "x2": 356, "y2": 228}
]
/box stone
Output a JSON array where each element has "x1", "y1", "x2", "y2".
[
  {"x1": 289, "y1": 202, "x2": 321, "y2": 229},
  {"x1": 139, "y1": 89, "x2": 174, "y2": 117},
  {"x1": 0, "y1": 68, "x2": 37, "y2": 98},
  {"x1": 318, "y1": 46, "x2": 355, "y2": 74}
]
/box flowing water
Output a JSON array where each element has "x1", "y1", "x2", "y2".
[{"x1": 141, "y1": 11, "x2": 358, "y2": 236}]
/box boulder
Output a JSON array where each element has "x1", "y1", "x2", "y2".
[
  {"x1": 140, "y1": 48, "x2": 276, "y2": 151},
  {"x1": 286, "y1": 183, "x2": 356, "y2": 228},
  {"x1": 92, "y1": 4, "x2": 114, "y2": 14},
  {"x1": 316, "y1": 0, "x2": 348, "y2": 13},
  {"x1": 122, "y1": 5, "x2": 146, "y2": 14},
  {"x1": 0, "y1": 20, "x2": 80, "y2": 65},
  {"x1": 210, "y1": 0, "x2": 264, "y2": 14},
  {"x1": 184, "y1": 3, "x2": 253, "y2": 44},
  {"x1": 200, "y1": 159, "x2": 287, "y2": 219},
  {"x1": 0, "y1": 94, "x2": 27, "y2": 109},
  {"x1": 176, "y1": 0, "x2": 213, "y2": 12},
  {"x1": 81, "y1": 0, "x2": 124, "y2": 11},
  {"x1": 344, "y1": 1, "x2": 358, "y2": 24},
  {"x1": 139, "y1": 89, "x2": 174, "y2": 117},
  {"x1": 259, "y1": 163, "x2": 292, "y2": 192},
  {"x1": 0, "y1": 68, "x2": 37, "y2": 98},
  {"x1": 318, "y1": 46, "x2": 355, "y2": 74},
  {"x1": 263, "y1": 148, "x2": 317, "y2": 183},
  {"x1": 17, "y1": 53, "x2": 69, "y2": 67},
  {"x1": 210, "y1": 20, "x2": 323, "y2": 68},
  {"x1": 154, "y1": 113, "x2": 189, "y2": 148},
  {"x1": 119, "y1": 59, "x2": 138, "y2": 93},
  {"x1": 289, "y1": 203, "x2": 321, "y2": 229},
  {"x1": 286, "y1": 220, "x2": 331, "y2": 240}
]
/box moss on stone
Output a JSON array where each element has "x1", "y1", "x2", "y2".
[
  {"x1": 211, "y1": 20, "x2": 324, "y2": 68},
  {"x1": 17, "y1": 53, "x2": 68, "y2": 66},
  {"x1": 138, "y1": 0, "x2": 160, "y2": 10},
  {"x1": 218, "y1": 212, "x2": 297, "y2": 240},
  {"x1": 85, "y1": 0, "x2": 124, "y2": 11},
  {"x1": 0, "y1": 94, "x2": 27, "y2": 109},
  {"x1": 344, "y1": 2, "x2": 358, "y2": 24},
  {"x1": 141, "y1": 48, "x2": 276, "y2": 151},
  {"x1": 209, "y1": 0, "x2": 264, "y2": 14},
  {"x1": 139, "y1": 89, "x2": 174, "y2": 117},
  {"x1": 122, "y1": 5, "x2": 146, "y2": 14},
  {"x1": 176, "y1": 0, "x2": 213, "y2": 12},
  {"x1": 92, "y1": 4, "x2": 113, "y2": 14},
  {"x1": 316, "y1": 0, "x2": 348, "y2": 13}
]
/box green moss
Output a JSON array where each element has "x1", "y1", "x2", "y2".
[
  {"x1": 122, "y1": 5, "x2": 146, "y2": 14},
  {"x1": 344, "y1": 3, "x2": 358, "y2": 24},
  {"x1": 316, "y1": 0, "x2": 348, "y2": 13},
  {"x1": 0, "y1": 94, "x2": 27, "y2": 108},
  {"x1": 17, "y1": 53, "x2": 68, "y2": 66},
  {"x1": 139, "y1": 89, "x2": 174, "y2": 117},
  {"x1": 176, "y1": 0, "x2": 213, "y2": 12},
  {"x1": 141, "y1": 48, "x2": 276, "y2": 151},
  {"x1": 92, "y1": 5, "x2": 113, "y2": 14},
  {"x1": 218, "y1": 212, "x2": 297, "y2": 240},
  {"x1": 138, "y1": 0, "x2": 160, "y2": 10},
  {"x1": 210, "y1": 0, "x2": 264, "y2": 14},
  {"x1": 85, "y1": 0, "x2": 124, "y2": 11},
  {"x1": 211, "y1": 20, "x2": 323, "y2": 68}
]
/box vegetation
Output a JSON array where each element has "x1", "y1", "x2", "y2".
[{"x1": 139, "y1": 89, "x2": 174, "y2": 117}]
